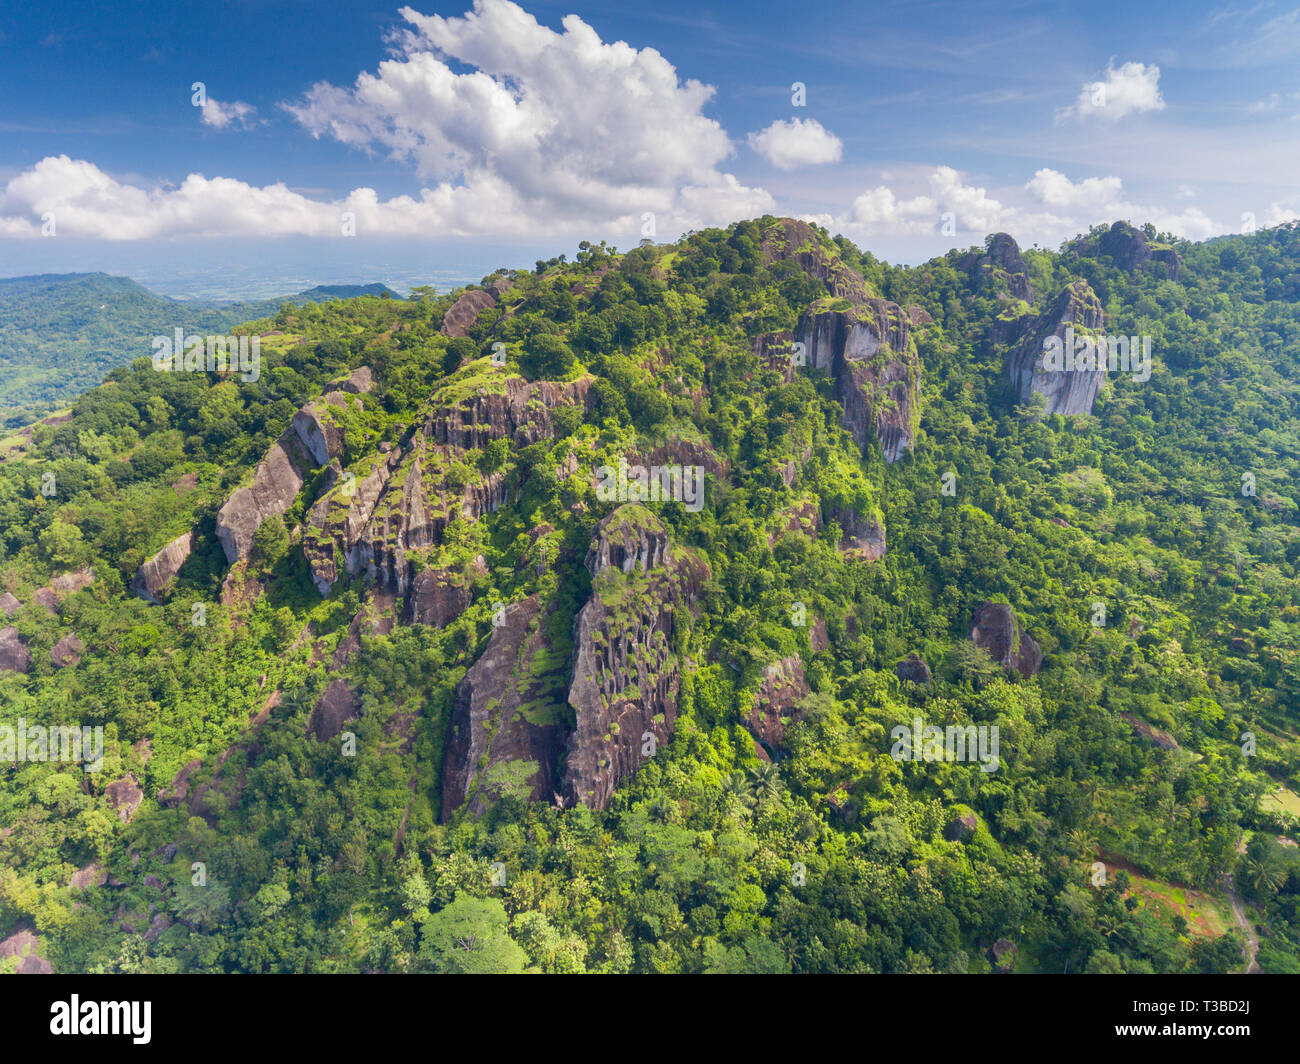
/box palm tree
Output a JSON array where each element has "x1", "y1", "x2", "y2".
[{"x1": 750, "y1": 762, "x2": 782, "y2": 803}]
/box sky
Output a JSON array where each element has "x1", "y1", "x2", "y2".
[{"x1": 1, "y1": 0, "x2": 1298, "y2": 297}]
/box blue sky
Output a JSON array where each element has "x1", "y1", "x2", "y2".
[{"x1": 1, "y1": 0, "x2": 1298, "y2": 296}]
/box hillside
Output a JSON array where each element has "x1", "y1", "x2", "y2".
[
  {"x1": 2, "y1": 216, "x2": 1300, "y2": 975},
  {"x1": 0, "y1": 274, "x2": 399, "y2": 430}
]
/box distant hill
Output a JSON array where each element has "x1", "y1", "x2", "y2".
[{"x1": 0, "y1": 273, "x2": 400, "y2": 429}]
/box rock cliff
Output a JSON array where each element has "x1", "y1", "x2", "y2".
[
  {"x1": 131, "y1": 532, "x2": 193, "y2": 604},
  {"x1": 561, "y1": 506, "x2": 708, "y2": 809},
  {"x1": 1004, "y1": 279, "x2": 1107, "y2": 417}
]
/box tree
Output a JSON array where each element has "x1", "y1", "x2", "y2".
[
  {"x1": 519, "y1": 333, "x2": 574, "y2": 380},
  {"x1": 418, "y1": 896, "x2": 529, "y2": 974}
]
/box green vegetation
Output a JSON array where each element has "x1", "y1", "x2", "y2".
[{"x1": 3, "y1": 217, "x2": 1300, "y2": 974}]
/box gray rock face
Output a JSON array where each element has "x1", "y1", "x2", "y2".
[
  {"x1": 131, "y1": 532, "x2": 193, "y2": 604},
  {"x1": 0, "y1": 592, "x2": 20, "y2": 617},
  {"x1": 0, "y1": 627, "x2": 31, "y2": 673},
  {"x1": 441, "y1": 594, "x2": 568, "y2": 819},
  {"x1": 745, "y1": 656, "x2": 810, "y2": 753},
  {"x1": 442, "y1": 288, "x2": 497, "y2": 337},
  {"x1": 309, "y1": 679, "x2": 358, "y2": 742},
  {"x1": 832, "y1": 506, "x2": 887, "y2": 560},
  {"x1": 797, "y1": 299, "x2": 920, "y2": 463},
  {"x1": 585, "y1": 508, "x2": 670, "y2": 576},
  {"x1": 50, "y1": 633, "x2": 84, "y2": 668},
  {"x1": 1081, "y1": 221, "x2": 1181, "y2": 281},
  {"x1": 562, "y1": 509, "x2": 709, "y2": 810},
  {"x1": 1005, "y1": 279, "x2": 1107, "y2": 417},
  {"x1": 215, "y1": 429, "x2": 313, "y2": 564},
  {"x1": 970, "y1": 602, "x2": 1043, "y2": 677},
  {"x1": 406, "y1": 567, "x2": 473, "y2": 627}
]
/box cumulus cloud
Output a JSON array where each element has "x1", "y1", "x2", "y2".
[
  {"x1": 831, "y1": 165, "x2": 1222, "y2": 250},
  {"x1": 747, "y1": 118, "x2": 842, "y2": 170},
  {"x1": 200, "y1": 97, "x2": 259, "y2": 130},
  {"x1": 1057, "y1": 61, "x2": 1165, "y2": 123},
  {"x1": 0, "y1": 1, "x2": 770, "y2": 240},
  {"x1": 282, "y1": 0, "x2": 770, "y2": 234}
]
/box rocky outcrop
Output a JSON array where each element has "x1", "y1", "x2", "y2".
[
  {"x1": 797, "y1": 300, "x2": 921, "y2": 462},
  {"x1": 159, "y1": 759, "x2": 201, "y2": 808},
  {"x1": 961, "y1": 232, "x2": 1033, "y2": 302},
  {"x1": 441, "y1": 594, "x2": 569, "y2": 819},
  {"x1": 944, "y1": 810, "x2": 978, "y2": 842},
  {"x1": 1004, "y1": 279, "x2": 1107, "y2": 417},
  {"x1": 832, "y1": 506, "x2": 886, "y2": 560},
  {"x1": 406, "y1": 567, "x2": 473, "y2": 627},
  {"x1": 131, "y1": 532, "x2": 193, "y2": 604},
  {"x1": 0, "y1": 627, "x2": 30, "y2": 673},
  {"x1": 1079, "y1": 221, "x2": 1181, "y2": 281},
  {"x1": 0, "y1": 592, "x2": 18, "y2": 617},
  {"x1": 896, "y1": 653, "x2": 932, "y2": 684},
  {"x1": 0, "y1": 924, "x2": 52, "y2": 974},
  {"x1": 760, "y1": 218, "x2": 870, "y2": 302},
  {"x1": 292, "y1": 368, "x2": 373, "y2": 466},
  {"x1": 970, "y1": 602, "x2": 1042, "y2": 678},
  {"x1": 50, "y1": 633, "x2": 83, "y2": 668},
  {"x1": 309, "y1": 679, "x2": 358, "y2": 742},
  {"x1": 585, "y1": 506, "x2": 670, "y2": 575},
  {"x1": 427, "y1": 376, "x2": 591, "y2": 452},
  {"x1": 1119, "y1": 712, "x2": 1178, "y2": 750},
  {"x1": 745, "y1": 657, "x2": 810, "y2": 754},
  {"x1": 216, "y1": 428, "x2": 313, "y2": 564},
  {"x1": 105, "y1": 775, "x2": 144, "y2": 823},
  {"x1": 442, "y1": 288, "x2": 497, "y2": 337},
  {"x1": 562, "y1": 506, "x2": 709, "y2": 809}
]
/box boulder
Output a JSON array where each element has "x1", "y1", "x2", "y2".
[
  {"x1": 0, "y1": 592, "x2": 19, "y2": 617},
  {"x1": 970, "y1": 602, "x2": 1042, "y2": 677},
  {"x1": 0, "y1": 627, "x2": 30, "y2": 673},
  {"x1": 896, "y1": 653, "x2": 932, "y2": 684},
  {"x1": 131, "y1": 532, "x2": 193, "y2": 604},
  {"x1": 50, "y1": 633, "x2": 84, "y2": 668},
  {"x1": 215, "y1": 428, "x2": 313, "y2": 564},
  {"x1": 0, "y1": 924, "x2": 52, "y2": 974},
  {"x1": 442, "y1": 288, "x2": 497, "y2": 338},
  {"x1": 105, "y1": 775, "x2": 144, "y2": 823}
]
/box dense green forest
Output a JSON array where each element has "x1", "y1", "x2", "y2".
[
  {"x1": 2, "y1": 216, "x2": 1300, "y2": 975},
  {"x1": 0, "y1": 274, "x2": 395, "y2": 431}
]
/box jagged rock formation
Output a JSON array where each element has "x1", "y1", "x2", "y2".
[
  {"x1": 301, "y1": 373, "x2": 589, "y2": 599},
  {"x1": 745, "y1": 657, "x2": 810, "y2": 754},
  {"x1": 896, "y1": 653, "x2": 932, "y2": 684},
  {"x1": 561, "y1": 506, "x2": 708, "y2": 809},
  {"x1": 970, "y1": 602, "x2": 1043, "y2": 678},
  {"x1": 961, "y1": 232, "x2": 1033, "y2": 302},
  {"x1": 796, "y1": 299, "x2": 921, "y2": 462},
  {"x1": 0, "y1": 627, "x2": 31, "y2": 672},
  {"x1": 441, "y1": 594, "x2": 569, "y2": 819},
  {"x1": 216, "y1": 427, "x2": 313, "y2": 564},
  {"x1": 1004, "y1": 279, "x2": 1107, "y2": 417},
  {"x1": 131, "y1": 532, "x2": 192, "y2": 604}
]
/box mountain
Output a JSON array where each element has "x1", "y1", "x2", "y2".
[
  {"x1": 2, "y1": 216, "x2": 1300, "y2": 975},
  {"x1": 0, "y1": 273, "x2": 400, "y2": 430}
]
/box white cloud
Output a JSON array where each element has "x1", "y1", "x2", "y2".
[
  {"x1": 282, "y1": 0, "x2": 769, "y2": 234},
  {"x1": 747, "y1": 118, "x2": 842, "y2": 170},
  {"x1": 1058, "y1": 61, "x2": 1165, "y2": 123},
  {"x1": 831, "y1": 165, "x2": 1223, "y2": 252},
  {"x1": 200, "y1": 98, "x2": 258, "y2": 130}
]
